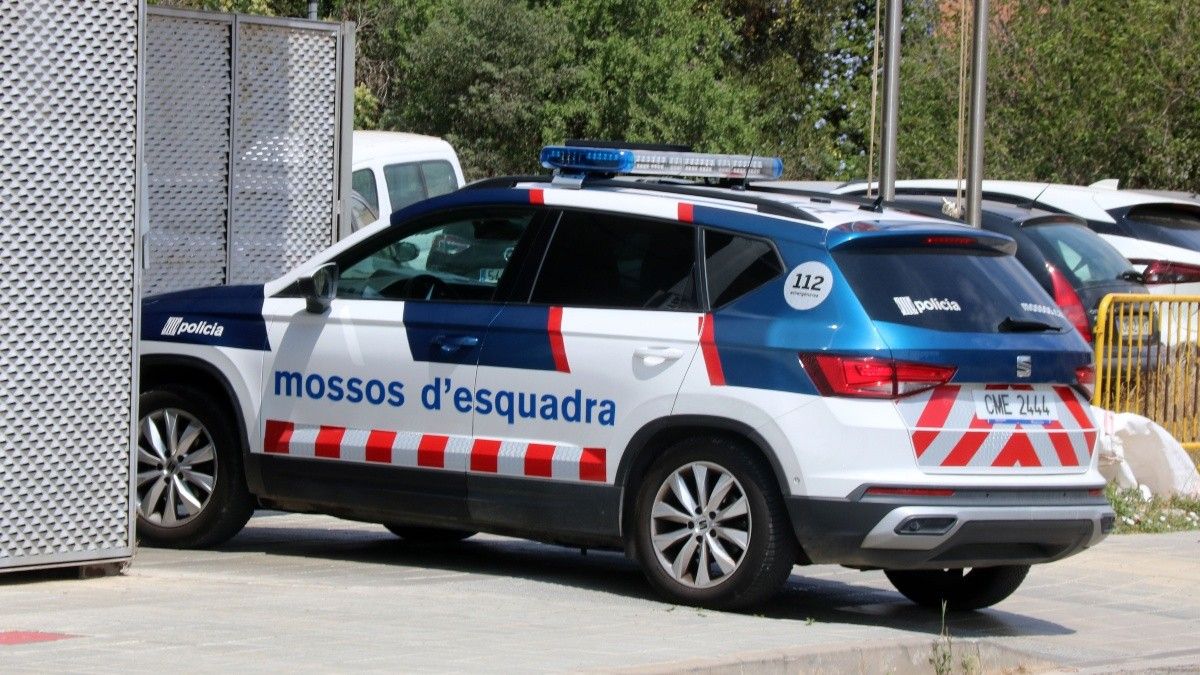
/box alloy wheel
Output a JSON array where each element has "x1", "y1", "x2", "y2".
[
  {"x1": 649, "y1": 461, "x2": 752, "y2": 589},
  {"x1": 137, "y1": 408, "x2": 218, "y2": 527}
]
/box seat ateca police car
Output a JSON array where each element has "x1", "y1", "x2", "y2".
[{"x1": 139, "y1": 145, "x2": 1113, "y2": 610}]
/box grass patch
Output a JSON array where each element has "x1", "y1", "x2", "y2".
[{"x1": 1106, "y1": 483, "x2": 1200, "y2": 533}]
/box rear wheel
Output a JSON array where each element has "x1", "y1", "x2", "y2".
[
  {"x1": 884, "y1": 565, "x2": 1030, "y2": 611},
  {"x1": 384, "y1": 524, "x2": 476, "y2": 543},
  {"x1": 632, "y1": 436, "x2": 796, "y2": 610},
  {"x1": 136, "y1": 386, "x2": 254, "y2": 548}
]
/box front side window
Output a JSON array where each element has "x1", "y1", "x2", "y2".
[
  {"x1": 336, "y1": 209, "x2": 534, "y2": 302},
  {"x1": 531, "y1": 211, "x2": 698, "y2": 311}
]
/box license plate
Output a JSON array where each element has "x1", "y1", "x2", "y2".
[
  {"x1": 478, "y1": 268, "x2": 503, "y2": 284},
  {"x1": 972, "y1": 390, "x2": 1058, "y2": 424},
  {"x1": 1117, "y1": 315, "x2": 1153, "y2": 338}
]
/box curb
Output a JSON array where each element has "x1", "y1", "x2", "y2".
[{"x1": 604, "y1": 638, "x2": 1057, "y2": 675}]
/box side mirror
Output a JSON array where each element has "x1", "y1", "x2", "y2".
[{"x1": 297, "y1": 263, "x2": 338, "y2": 314}]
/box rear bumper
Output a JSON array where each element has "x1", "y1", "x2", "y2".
[{"x1": 787, "y1": 488, "x2": 1114, "y2": 569}]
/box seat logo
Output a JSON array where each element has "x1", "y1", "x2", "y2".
[
  {"x1": 893, "y1": 296, "x2": 961, "y2": 316},
  {"x1": 161, "y1": 316, "x2": 225, "y2": 338},
  {"x1": 1016, "y1": 355, "x2": 1032, "y2": 378}
]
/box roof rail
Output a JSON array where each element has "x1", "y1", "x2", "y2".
[
  {"x1": 745, "y1": 183, "x2": 883, "y2": 213},
  {"x1": 462, "y1": 174, "x2": 821, "y2": 223}
]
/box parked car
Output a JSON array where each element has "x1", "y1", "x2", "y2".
[
  {"x1": 832, "y1": 180, "x2": 1200, "y2": 297},
  {"x1": 883, "y1": 195, "x2": 1155, "y2": 346},
  {"x1": 351, "y1": 130, "x2": 466, "y2": 233},
  {"x1": 139, "y1": 145, "x2": 1110, "y2": 611}
]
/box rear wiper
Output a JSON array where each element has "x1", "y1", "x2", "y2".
[
  {"x1": 998, "y1": 316, "x2": 1061, "y2": 333},
  {"x1": 1118, "y1": 270, "x2": 1144, "y2": 283}
]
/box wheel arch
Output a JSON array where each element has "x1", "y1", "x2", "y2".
[
  {"x1": 140, "y1": 354, "x2": 260, "y2": 493},
  {"x1": 615, "y1": 415, "x2": 796, "y2": 544}
]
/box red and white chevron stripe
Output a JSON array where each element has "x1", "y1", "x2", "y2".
[
  {"x1": 896, "y1": 384, "x2": 1096, "y2": 471},
  {"x1": 262, "y1": 420, "x2": 607, "y2": 483}
]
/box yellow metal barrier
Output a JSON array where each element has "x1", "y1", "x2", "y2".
[{"x1": 1093, "y1": 293, "x2": 1200, "y2": 452}]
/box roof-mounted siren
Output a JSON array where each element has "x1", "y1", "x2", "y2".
[{"x1": 538, "y1": 144, "x2": 784, "y2": 188}]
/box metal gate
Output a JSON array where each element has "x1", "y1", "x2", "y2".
[
  {"x1": 143, "y1": 6, "x2": 353, "y2": 295},
  {"x1": 1093, "y1": 293, "x2": 1200, "y2": 454},
  {"x1": 1, "y1": 0, "x2": 140, "y2": 571}
]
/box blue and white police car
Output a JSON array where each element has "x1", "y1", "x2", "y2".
[{"x1": 138, "y1": 144, "x2": 1113, "y2": 610}]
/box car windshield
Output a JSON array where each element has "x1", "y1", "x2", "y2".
[
  {"x1": 834, "y1": 248, "x2": 1072, "y2": 333},
  {"x1": 1121, "y1": 204, "x2": 1200, "y2": 251},
  {"x1": 1022, "y1": 221, "x2": 1132, "y2": 285}
]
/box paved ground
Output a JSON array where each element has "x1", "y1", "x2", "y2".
[{"x1": 1, "y1": 513, "x2": 1198, "y2": 673}]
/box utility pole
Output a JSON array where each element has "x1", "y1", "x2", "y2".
[
  {"x1": 879, "y1": 0, "x2": 902, "y2": 201},
  {"x1": 965, "y1": 0, "x2": 989, "y2": 227},
  {"x1": 307, "y1": 1, "x2": 318, "y2": 20}
]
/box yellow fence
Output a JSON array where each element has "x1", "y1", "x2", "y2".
[{"x1": 1093, "y1": 293, "x2": 1200, "y2": 452}]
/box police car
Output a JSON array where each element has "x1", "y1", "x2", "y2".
[{"x1": 138, "y1": 145, "x2": 1113, "y2": 611}]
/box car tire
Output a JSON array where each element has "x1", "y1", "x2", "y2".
[
  {"x1": 884, "y1": 565, "x2": 1031, "y2": 611},
  {"x1": 632, "y1": 435, "x2": 797, "y2": 610},
  {"x1": 136, "y1": 386, "x2": 254, "y2": 548},
  {"x1": 384, "y1": 524, "x2": 476, "y2": 543}
]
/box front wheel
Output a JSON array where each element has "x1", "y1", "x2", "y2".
[
  {"x1": 632, "y1": 436, "x2": 797, "y2": 610},
  {"x1": 136, "y1": 386, "x2": 254, "y2": 548},
  {"x1": 884, "y1": 565, "x2": 1030, "y2": 611}
]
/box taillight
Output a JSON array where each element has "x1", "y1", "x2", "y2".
[
  {"x1": 799, "y1": 354, "x2": 957, "y2": 399},
  {"x1": 1075, "y1": 363, "x2": 1095, "y2": 398},
  {"x1": 1139, "y1": 259, "x2": 1200, "y2": 285},
  {"x1": 1047, "y1": 263, "x2": 1091, "y2": 342}
]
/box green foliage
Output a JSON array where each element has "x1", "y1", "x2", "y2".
[
  {"x1": 900, "y1": 0, "x2": 1200, "y2": 191},
  {"x1": 149, "y1": 0, "x2": 1200, "y2": 189},
  {"x1": 1107, "y1": 484, "x2": 1200, "y2": 533}
]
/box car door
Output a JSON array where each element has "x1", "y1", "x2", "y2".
[
  {"x1": 468, "y1": 209, "x2": 703, "y2": 539},
  {"x1": 257, "y1": 206, "x2": 540, "y2": 524}
]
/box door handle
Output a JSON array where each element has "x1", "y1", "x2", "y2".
[
  {"x1": 634, "y1": 346, "x2": 684, "y2": 367},
  {"x1": 433, "y1": 334, "x2": 480, "y2": 353}
]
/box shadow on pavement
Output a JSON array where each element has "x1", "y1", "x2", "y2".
[{"x1": 159, "y1": 519, "x2": 1073, "y2": 639}]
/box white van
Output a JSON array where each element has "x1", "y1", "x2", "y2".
[{"x1": 349, "y1": 131, "x2": 466, "y2": 233}]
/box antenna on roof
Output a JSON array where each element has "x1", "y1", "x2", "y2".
[{"x1": 1023, "y1": 183, "x2": 1050, "y2": 210}]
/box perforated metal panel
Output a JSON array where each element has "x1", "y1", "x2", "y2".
[
  {"x1": 0, "y1": 0, "x2": 139, "y2": 569},
  {"x1": 144, "y1": 14, "x2": 230, "y2": 294},
  {"x1": 230, "y1": 22, "x2": 339, "y2": 283},
  {"x1": 144, "y1": 8, "x2": 351, "y2": 295}
]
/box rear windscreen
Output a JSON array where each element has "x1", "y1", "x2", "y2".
[
  {"x1": 1023, "y1": 222, "x2": 1133, "y2": 286},
  {"x1": 834, "y1": 248, "x2": 1073, "y2": 333},
  {"x1": 1122, "y1": 205, "x2": 1200, "y2": 250}
]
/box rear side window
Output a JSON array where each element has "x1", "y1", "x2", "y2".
[
  {"x1": 1121, "y1": 205, "x2": 1200, "y2": 250},
  {"x1": 531, "y1": 211, "x2": 698, "y2": 311},
  {"x1": 383, "y1": 160, "x2": 460, "y2": 213},
  {"x1": 1023, "y1": 222, "x2": 1132, "y2": 285},
  {"x1": 834, "y1": 249, "x2": 1071, "y2": 333},
  {"x1": 704, "y1": 230, "x2": 783, "y2": 307}
]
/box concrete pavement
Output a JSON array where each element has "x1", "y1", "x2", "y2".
[{"x1": 1, "y1": 513, "x2": 1198, "y2": 673}]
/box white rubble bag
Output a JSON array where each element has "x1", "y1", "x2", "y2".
[{"x1": 1093, "y1": 406, "x2": 1200, "y2": 498}]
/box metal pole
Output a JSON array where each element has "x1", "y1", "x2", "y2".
[
  {"x1": 965, "y1": 0, "x2": 989, "y2": 227},
  {"x1": 307, "y1": 1, "x2": 318, "y2": 20},
  {"x1": 879, "y1": 0, "x2": 902, "y2": 201}
]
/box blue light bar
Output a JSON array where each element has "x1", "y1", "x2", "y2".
[
  {"x1": 540, "y1": 145, "x2": 784, "y2": 181},
  {"x1": 539, "y1": 146, "x2": 636, "y2": 173}
]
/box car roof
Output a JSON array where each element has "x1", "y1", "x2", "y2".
[
  {"x1": 351, "y1": 130, "x2": 457, "y2": 164},
  {"x1": 887, "y1": 193, "x2": 1086, "y2": 226},
  {"x1": 835, "y1": 179, "x2": 1198, "y2": 223}
]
